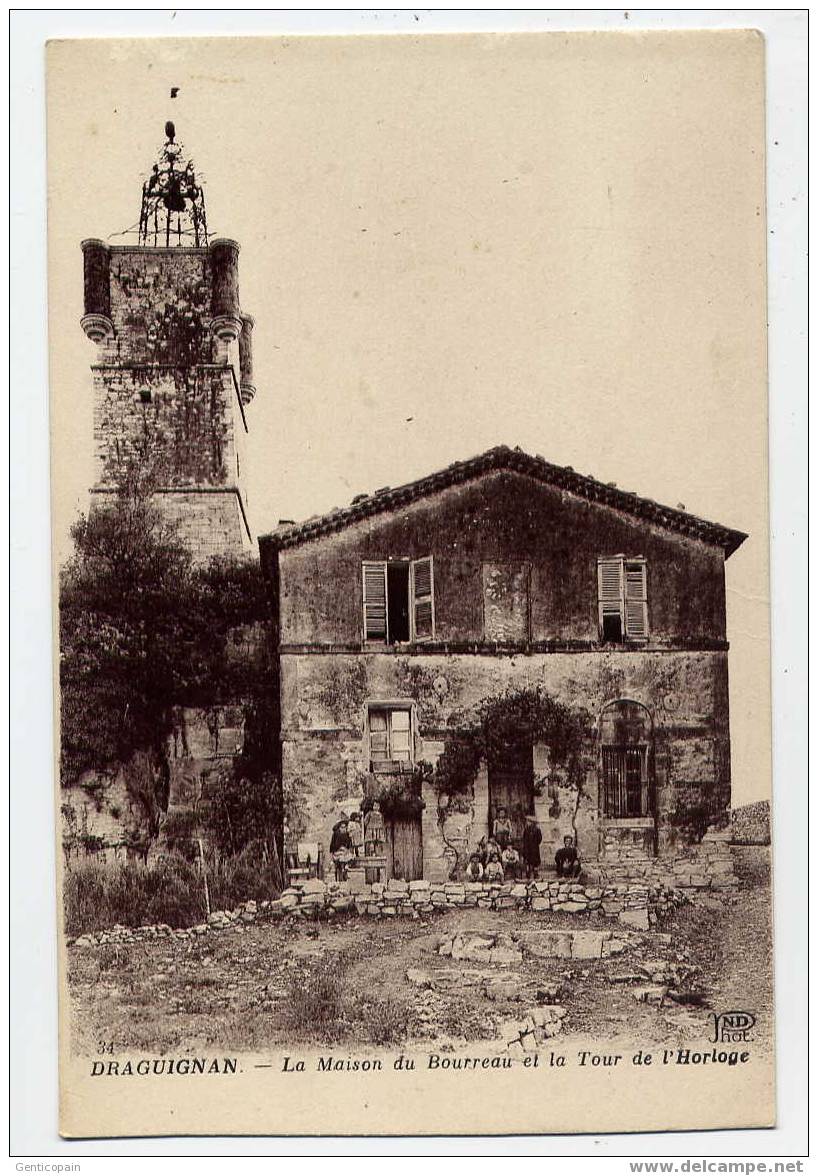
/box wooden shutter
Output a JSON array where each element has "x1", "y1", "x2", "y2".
[
  {"x1": 598, "y1": 558, "x2": 624, "y2": 632},
  {"x1": 362, "y1": 561, "x2": 388, "y2": 642},
  {"x1": 389, "y1": 709, "x2": 412, "y2": 762},
  {"x1": 410, "y1": 556, "x2": 435, "y2": 642},
  {"x1": 369, "y1": 709, "x2": 389, "y2": 766},
  {"x1": 624, "y1": 560, "x2": 648, "y2": 639}
]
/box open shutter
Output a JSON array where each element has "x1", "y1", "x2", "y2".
[
  {"x1": 362, "y1": 561, "x2": 388, "y2": 642},
  {"x1": 410, "y1": 556, "x2": 434, "y2": 642},
  {"x1": 598, "y1": 558, "x2": 624, "y2": 634},
  {"x1": 389, "y1": 709, "x2": 412, "y2": 762},
  {"x1": 369, "y1": 709, "x2": 390, "y2": 767},
  {"x1": 624, "y1": 560, "x2": 648, "y2": 639}
]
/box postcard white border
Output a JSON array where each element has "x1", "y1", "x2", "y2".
[{"x1": 9, "y1": 7, "x2": 807, "y2": 1160}]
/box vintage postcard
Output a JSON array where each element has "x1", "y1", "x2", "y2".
[{"x1": 48, "y1": 30, "x2": 773, "y2": 1138}]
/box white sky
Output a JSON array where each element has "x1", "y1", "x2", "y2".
[{"x1": 47, "y1": 31, "x2": 770, "y2": 804}]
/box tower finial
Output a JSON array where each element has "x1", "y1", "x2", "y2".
[{"x1": 138, "y1": 121, "x2": 208, "y2": 247}]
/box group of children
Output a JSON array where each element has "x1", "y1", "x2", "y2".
[
  {"x1": 465, "y1": 807, "x2": 539, "y2": 881},
  {"x1": 328, "y1": 803, "x2": 386, "y2": 881},
  {"x1": 464, "y1": 807, "x2": 582, "y2": 883},
  {"x1": 321, "y1": 801, "x2": 582, "y2": 885}
]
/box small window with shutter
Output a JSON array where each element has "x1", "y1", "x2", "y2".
[
  {"x1": 362, "y1": 557, "x2": 435, "y2": 644},
  {"x1": 369, "y1": 706, "x2": 413, "y2": 771},
  {"x1": 598, "y1": 556, "x2": 648, "y2": 642}
]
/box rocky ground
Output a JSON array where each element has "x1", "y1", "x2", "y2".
[{"x1": 67, "y1": 847, "x2": 772, "y2": 1058}]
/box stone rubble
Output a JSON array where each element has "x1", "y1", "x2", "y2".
[
  {"x1": 432, "y1": 927, "x2": 637, "y2": 965},
  {"x1": 501, "y1": 1004, "x2": 570, "y2": 1048}
]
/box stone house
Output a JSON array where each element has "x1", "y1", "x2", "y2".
[{"x1": 259, "y1": 445, "x2": 746, "y2": 883}]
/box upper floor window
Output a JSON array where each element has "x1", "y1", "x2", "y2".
[
  {"x1": 362, "y1": 558, "x2": 434, "y2": 644},
  {"x1": 369, "y1": 706, "x2": 413, "y2": 771},
  {"x1": 597, "y1": 557, "x2": 648, "y2": 642}
]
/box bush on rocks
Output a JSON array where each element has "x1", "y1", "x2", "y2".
[{"x1": 63, "y1": 851, "x2": 275, "y2": 937}]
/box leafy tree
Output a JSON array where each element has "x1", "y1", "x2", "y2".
[
  {"x1": 59, "y1": 490, "x2": 196, "y2": 783},
  {"x1": 59, "y1": 486, "x2": 277, "y2": 860}
]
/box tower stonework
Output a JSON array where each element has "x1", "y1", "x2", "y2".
[{"x1": 80, "y1": 126, "x2": 256, "y2": 562}]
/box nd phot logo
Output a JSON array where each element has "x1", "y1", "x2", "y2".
[{"x1": 711, "y1": 1010, "x2": 756, "y2": 1044}]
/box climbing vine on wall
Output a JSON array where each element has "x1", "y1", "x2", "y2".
[
  {"x1": 360, "y1": 764, "x2": 431, "y2": 822},
  {"x1": 430, "y1": 686, "x2": 591, "y2": 878},
  {"x1": 432, "y1": 686, "x2": 591, "y2": 805}
]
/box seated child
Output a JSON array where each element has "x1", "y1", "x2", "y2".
[
  {"x1": 501, "y1": 844, "x2": 520, "y2": 881},
  {"x1": 483, "y1": 852, "x2": 504, "y2": 883},
  {"x1": 485, "y1": 837, "x2": 501, "y2": 862},
  {"x1": 465, "y1": 853, "x2": 484, "y2": 882},
  {"x1": 554, "y1": 835, "x2": 582, "y2": 879}
]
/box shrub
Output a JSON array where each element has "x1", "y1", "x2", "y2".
[
  {"x1": 63, "y1": 848, "x2": 281, "y2": 937},
  {"x1": 63, "y1": 857, "x2": 207, "y2": 936},
  {"x1": 206, "y1": 843, "x2": 278, "y2": 911},
  {"x1": 95, "y1": 943, "x2": 132, "y2": 973},
  {"x1": 363, "y1": 994, "x2": 408, "y2": 1045},
  {"x1": 281, "y1": 966, "x2": 349, "y2": 1042}
]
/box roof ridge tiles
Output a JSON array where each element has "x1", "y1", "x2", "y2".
[{"x1": 260, "y1": 445, "x2": 747, "y2": 558}]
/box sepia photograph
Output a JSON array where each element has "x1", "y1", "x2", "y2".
[{"x1": 37, "y1": 22, "x2": 787, "y2": 1141}]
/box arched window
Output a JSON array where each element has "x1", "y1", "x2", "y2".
[{"x1": 599, "y1": 700, "x2": 653, "y2": 819}]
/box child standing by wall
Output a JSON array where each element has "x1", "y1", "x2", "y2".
[{"x1": 522, "y1": 815, "x2": 542, "y2": 880}]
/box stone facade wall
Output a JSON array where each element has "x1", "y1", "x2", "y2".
[
  {"x1": 106, "y1": 247, "x2": 214, "y2": 365},
  {"x1": 279, "y1": 647, "x2": 731, "y2": 876},
  {"x1": 730, "y1": 800, "x2": 771, "y2": 845},
  {"x1": 90, "y1": 365, "x2": 240, "y2": 491},
  {"x1": 272, "y1": 471, "x2": 729, "y2": 647}
]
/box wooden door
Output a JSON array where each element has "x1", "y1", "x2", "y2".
[
  {"x1": 488, "y1": 740, "x2": 534, "y2": 848},
  {"x1": 386, "y1": 816, "x2": 423, "y2": 881}
]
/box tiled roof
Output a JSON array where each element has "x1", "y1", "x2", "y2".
[{"x1": 260, "y1": 445, "x2": 748, "y2": 557}]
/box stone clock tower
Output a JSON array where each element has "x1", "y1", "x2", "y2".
[{"x1": 80, "y1": 121, "x2": 256, "y2": 562}]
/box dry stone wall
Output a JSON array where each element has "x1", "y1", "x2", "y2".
[
  {"x1": 586, "y1": 833, "x2": 739, "y2": 890},
  {"x1": 69, "y1": 862, "x2": 742, "y2": 949}
]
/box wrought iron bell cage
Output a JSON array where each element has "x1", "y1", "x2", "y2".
[{"x1": 138, "y1": 121, "x2": 209, "y2": 248}]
